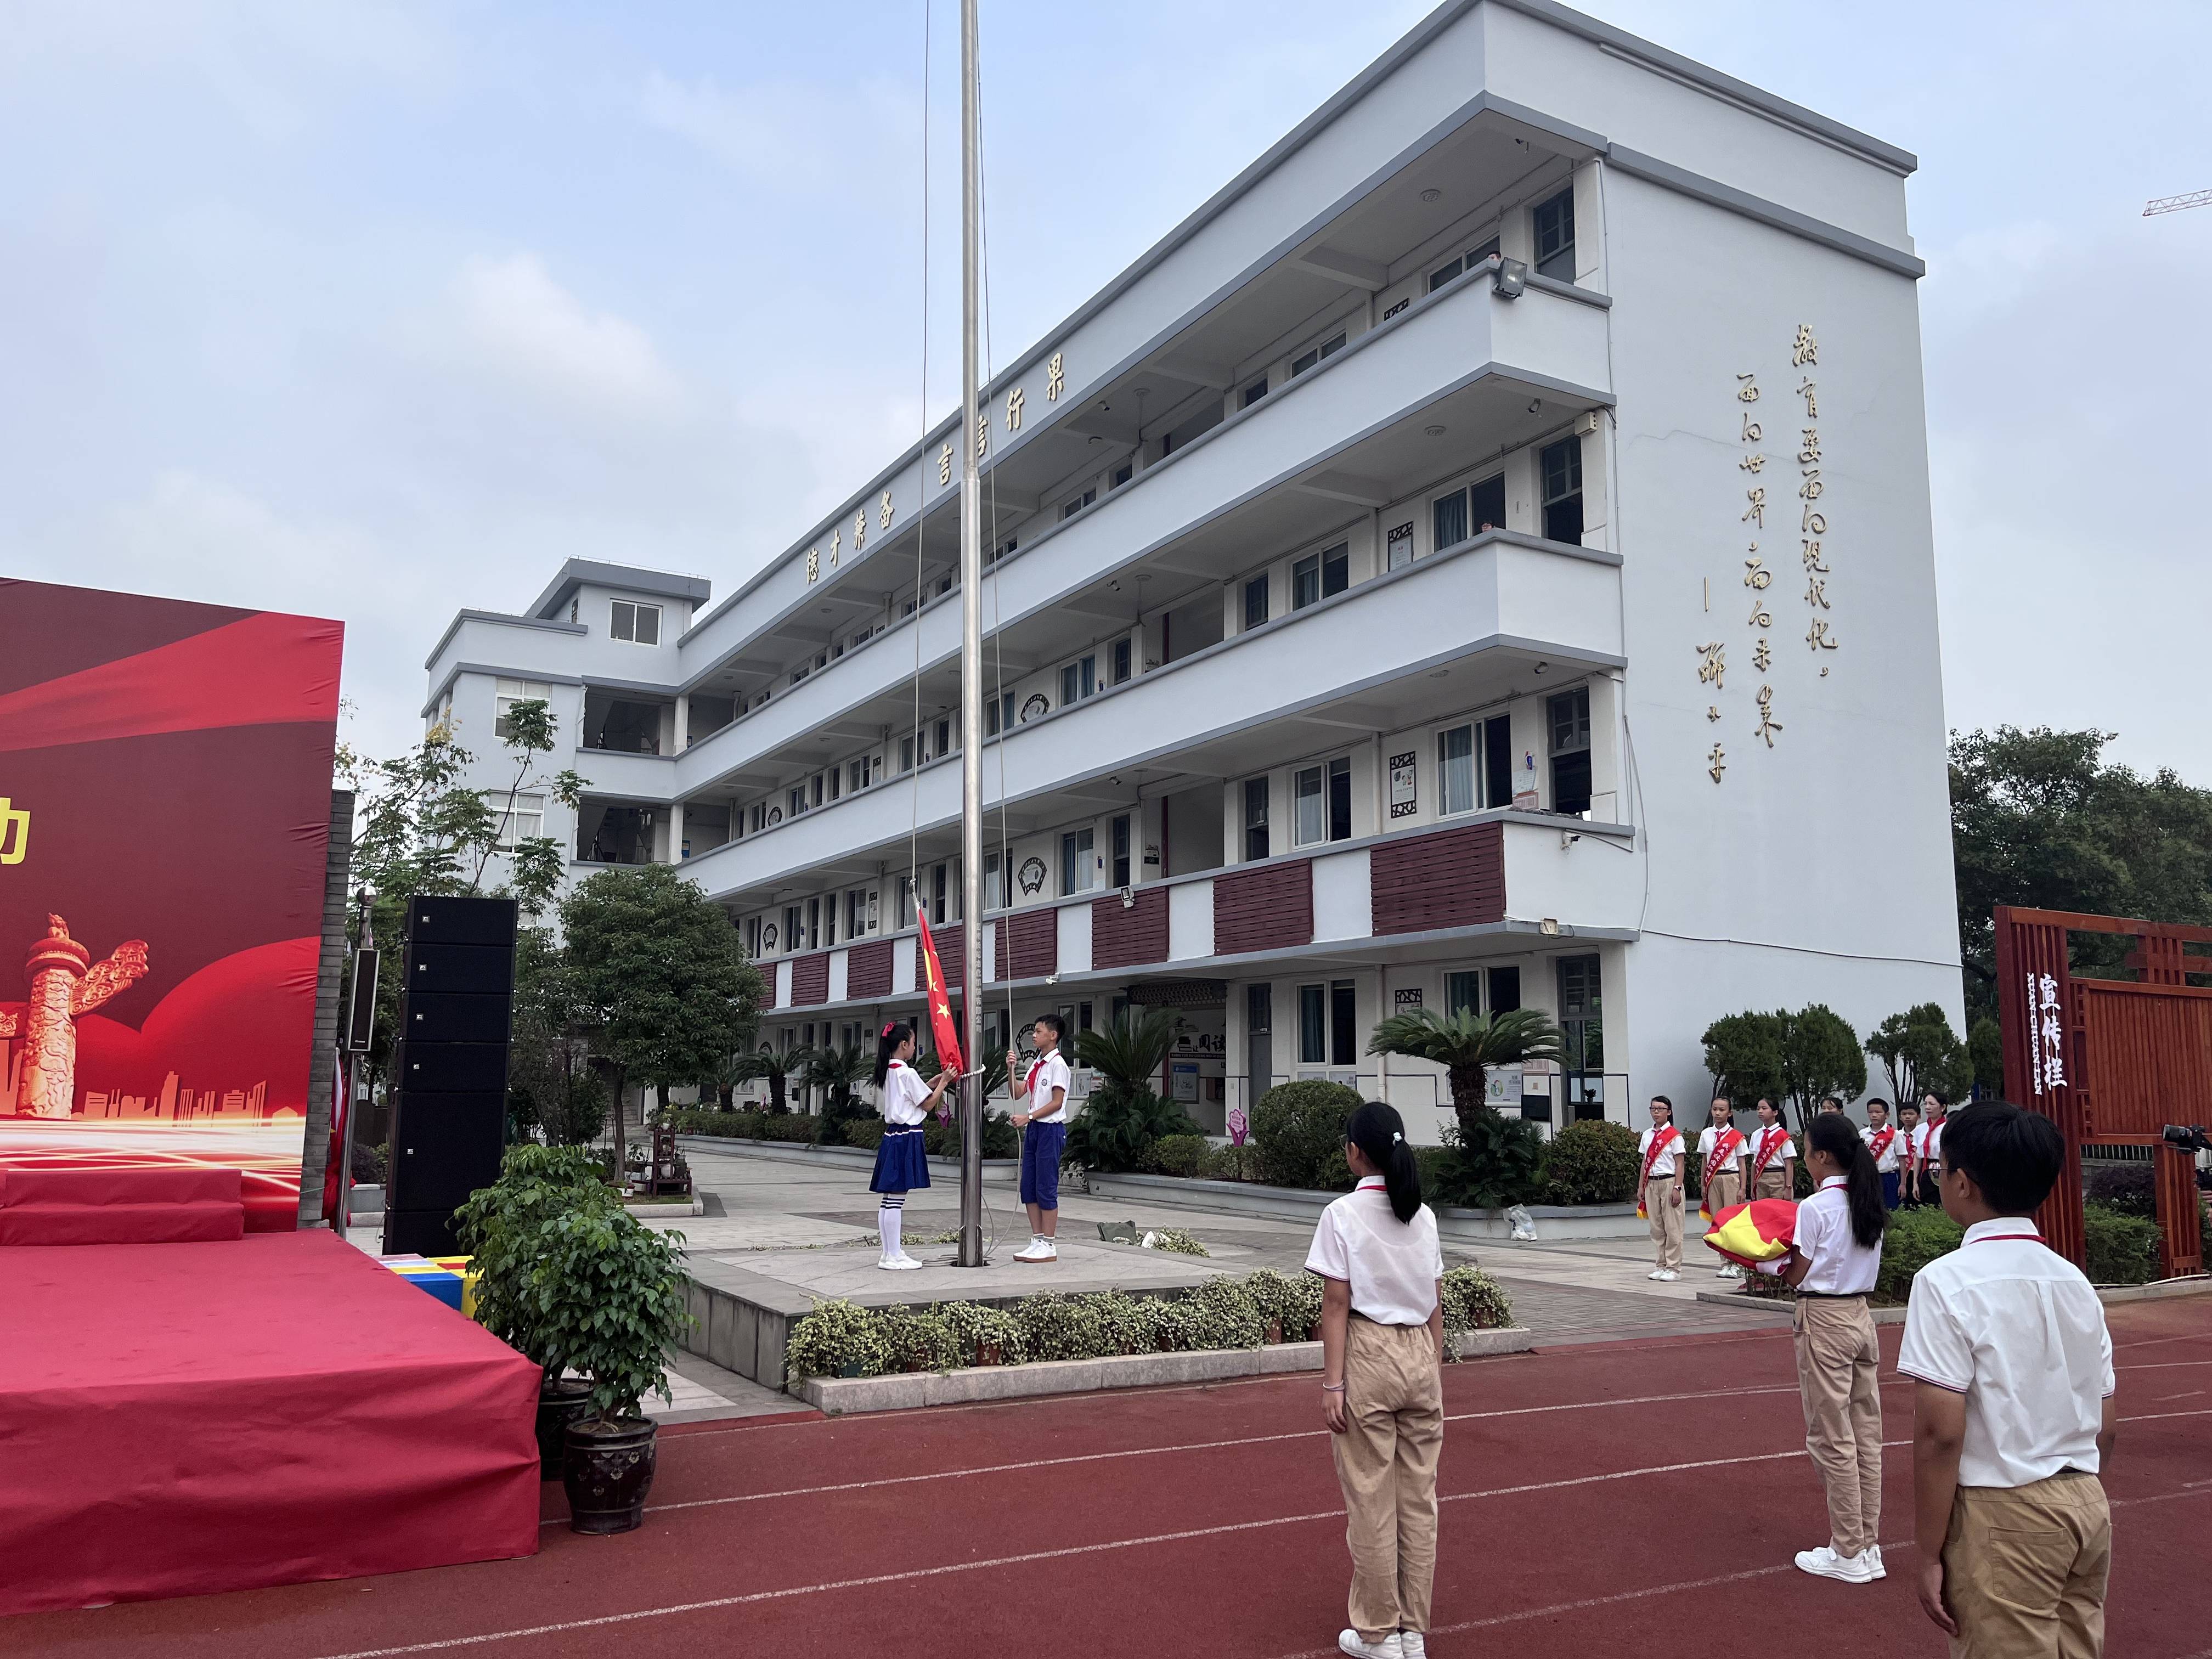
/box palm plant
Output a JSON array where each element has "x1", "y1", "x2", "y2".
[
  {"x1": 725, "y1": 1046, "x2": 797, "y2": 1113},
  {"x1": 1366, "y1": 1005, "x2": 1566, "y2": 1141},
  {"x1": 1074, "y1": 1006, "x2": 1182, "y2": 1094},
  {"x1": 798, "y1": 1042, "x2": 873, "y2": 1109}
]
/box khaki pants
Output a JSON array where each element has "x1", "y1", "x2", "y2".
[
  {"x1": 1333, "y1": 1316, "x2": 1443, "y2": 1639},
  {"x1": 1645, "y1": 1173, "x2": 1683, "y2": 1269},
  {"x1": 1793, "y1": 1295, "x2": 1883, "y2": 1557},
  {"x1": 1753, "y1": 1166, "x2": 1792, "y2": 1201},
  {"x1": 1705, "y1": 1169, "x2": 1743, "y2": 1217},
  {"x1": 1943, "y1": 1473, "x2": 2110, "y2": 1659}
]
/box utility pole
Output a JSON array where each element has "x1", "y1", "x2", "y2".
[{"x1": 955, "y1": 0, "x2": 987, "y2": 1267}]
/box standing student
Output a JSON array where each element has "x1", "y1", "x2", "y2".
[
  {"x1": 1748, "y1": 1098, "x2": 1796, "y2": 1200},
  {"x1": 1918, "y1": 1092, "x2": 1950, "y2": 1206},
  {"x1": 1308, "y1": 1100, "x2": 1444, "y2": 1659},
  {"x1": 1698, "y1": 1096, "x2": 1751, "y2": 1278},
  {"x1": 1818, "y1": 1096, "x2": 1847, "y2": 1115},
  {"x1": 1897, "y1": 1102, "x2": 1925, "y2": 1208},
  {"x1": 868, "y1": 1021, "x2": 956, "y2": 1271},
  {"x1": 1762, "y1": 1112, "x2": 1888, "y2": 1582},
  {"x1": 1864, "y1": 1099, "x2": 1901, "y2": 1210},
  {"x1": 1007, "y1": 1013, "x2": 1071, "y2": 1264},
  {"x1": 1637, "y1": 1095, "x2": 1687, "y2": 1282},
  {"x1": 1899, "y1": 1099, "x2": 2117, "y2": 1657}
]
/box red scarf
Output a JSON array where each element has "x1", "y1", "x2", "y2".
[
  {"x1": 1751, "y1": 1124, "x2": 1790, "y2": 1177},
  {"x1": 1636, "y1": 1125, "x2": 1682, "y2": 1218},
  {"x1": 1700, "y1": 1126, "x2": 1746, "y2": 1220}
]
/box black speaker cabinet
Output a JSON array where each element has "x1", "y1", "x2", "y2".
[
  {"x1": 403, "y1": 941, "x2": 516, "y2": 996},
  {"x1": 401, "y1": 992, "x2": 514, "y2": 1046},
  {"x1": 383, "y1": 1207, "x2": 467, "y2": 1257},
  {"x1": 391, "y1": 1041, "x2": 512, "y2": 1095},
  {"x1": 406, "y1": 895, "x2": 518, "y2": 947},
  {"x1": 385, "y1": 1092, "x2": 506, "y2": 1215}
]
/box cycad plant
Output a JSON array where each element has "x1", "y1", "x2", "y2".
[
  {"x1": 800, "y1": 1041, "x2": 876, "y2": 1141},
  {"x1": 1074, "y1": 1006, "x2": 1182, "y2": 1094},
  {"x1": 1064, "y1": 1007, "x2": 1200, "y2": 1172},
  {"x1": 1365, "y1": 1005, "x2": 1566, "y2": 1141},
  {"x1": 725, "y1": 1046, "x2": 796, "y2": 1113}
]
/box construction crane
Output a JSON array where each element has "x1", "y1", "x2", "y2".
[{"x1": 2144, "y1": 189, "x2": 2212, "y2": 216}]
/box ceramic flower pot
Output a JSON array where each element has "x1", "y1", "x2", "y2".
[
  {"x1": 1264, "y1": 1318, "x2": 1283, "y2": 1345},
  {"x1": 535, "y1": 1376, "x2": 595, "y2": 1479},
  {"x1": 974, "y1": 1341, "x2": 1003, "y2": 1367},
  {"x1": 562, "y1": 1417, "x2": 657, "y2": 1535}
]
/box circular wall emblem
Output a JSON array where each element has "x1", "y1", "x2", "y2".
[
  {"x1": 768, "y1": 806, "x2": 783, "y2": 825},
  {"x1": 1020, "y1": 693, "x2": 1051, "y2": 723},
  {"x1": 1018, "y1": 856, "x2": 1048, "y2": 895},
  {"x1": 761, "y1": 923, "x2": 778, "y2": 949}
]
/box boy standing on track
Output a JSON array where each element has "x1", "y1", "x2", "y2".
[
  {"x1": 1638, "y1": 1096, "x2": 1687, "y2": 1282},
  {"x1": 1698, "y1": 1095, "x2": 1750, "y2": 1278},
  {"x1": 1749, "y1": 1098, "x2": 1796, "y2": 1200},
  {"x1": 1864, "y1": 1099, "x2": 1901, "y2": 1210},
  {"x1": 1900, "y1": 1099, "x2": 2117, "y2": 1657}
]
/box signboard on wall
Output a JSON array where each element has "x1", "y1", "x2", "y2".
[
  {"x1": 0, "y1": 579, "x2": 343, "y2": 1231},
  {"x1": 1485, "y1": 1065, "x2": 1523, "y2": 1107},
  {"x1": 1393, "y1": 988, "x2": 1423, "y2": 1009},
  {"x1": 1389, "y1": 752, "x2": 1419, "y2": 819}
]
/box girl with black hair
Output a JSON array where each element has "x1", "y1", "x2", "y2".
[
  {"x1": 1765, "y1": 1110, "x2": 1889, "y2": 1584},
  {"x1": 868, "y1": 1020, "x2": 955, "y2": 1271},
  {"x1": 1304, "y1": 1101, "x2": 1444, "y2": 1659}
]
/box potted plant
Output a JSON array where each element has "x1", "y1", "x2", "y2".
[
  {"x1": 454, "y1": 1144, "x2": 620, "y2": 1476},
  {"x1": 537, "y1": 1203, "x2": 692, "y2": 1533}
]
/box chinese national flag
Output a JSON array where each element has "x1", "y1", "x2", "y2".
[{"x1": 913, "y1": 909, "x2": 965, "y2": 1077}]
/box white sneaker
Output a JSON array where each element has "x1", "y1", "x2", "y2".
[
  {"x1": 1013, "y1": 1238, "x2": 1057, "y2": 1263},
  {"x1": 878, "y1": 1255, "x2": 923, "y2": 1271},
  {"x1": 1795, "y1": 1545, "x2": 1876, "y2": 1583},
  {"x1": 1657, "y1": 1269, "x2": 1679, "y2": 1282},
  {"x1": 1863, "y1": 1545, "x2": 1886, "y2": 1578},
  {"x1": 1338, "y1": 1633, "x2": 1402, "y2": 1659},
  {"x1": 1647, "y1": 1268, "x2": 1667, "y2": 1280},
  {"x1": 1399, "y1": 1634, "x2": 1426, "y2": 1659},
  {"x1": 891, "y1": 1251, "x2": 925, "y2": 1269}
]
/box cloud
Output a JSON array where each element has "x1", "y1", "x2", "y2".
[
  {"x1": 639, "y1": 70, "x2": 919, "y2": 193},
  {"x1": 447, "y1": 252, "x2": 687, "y2": 421}
]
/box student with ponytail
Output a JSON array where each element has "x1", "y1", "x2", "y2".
[
  {"x1": 1305, "y1": 1101, "x2": 1444, "y2": 1659},
  {"x1": 867, "y1": 1020, "x2": 956, "y2": 1271},
  {"x1": 1764, "y1": 1109, "x2": 1890, "y2": 1583}
]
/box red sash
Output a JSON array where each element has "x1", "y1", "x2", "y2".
[
  {"x1": 1636, "y1": 1127, "x2": 1682, "y2": 1218},
  {"x1": 1700, "y1": 1127, "x2": 1746, "y2": 1220},
  {"x1": 1867, "y1": 1126, "x2": 1896, "y2": 1163},
  {"x1": 1751, "y1": 1125, "x2": 1790, "y2": 1178},
  {"x1": 1900, "y1": 1128, "x2": 1919, "y2": 1176}
]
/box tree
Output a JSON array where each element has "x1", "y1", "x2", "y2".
[
  {"x1": 1968, "y1": 1017, "x2": 2005, "y2": 1097},
  {"x1": 1950, "y1": 727, "x2": 2212, "y2": 1022},
  {"x1": 506, "y1": 927, "x2": 606, "y2": 1146},
  {"x1": 1778, "y1": 1004, "x2": 1866, "y2": 1125},
  {"x1": 1364, "y1": 1006, "x2": 1566, "y2": 1143},
  {"x1": 799, "y1": 1042, "x2": 875, "y2": 1140},
  {"x1": 561, "y1": 864, "x2": 763, "y2": 1178},
  {"x1": 724, "y1": 1047, "x2": 795, "y2": 1113},
  {"x1": 1866, "y1": 1003, "x2": 1973, "y2": 1109},
  {"x1": 1702, "y1": 1011, "x2": 1787, "y2": 1111},
  {"x1": 1074, "y1": 1007, "x2": 1183, "y2": 1097}
]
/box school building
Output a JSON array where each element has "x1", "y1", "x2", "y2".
[{"x1": 422, "y1": 0, "x2": 1963, "y2": 1141}]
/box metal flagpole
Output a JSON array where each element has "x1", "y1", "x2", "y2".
[{"x1": 955, "y1": 0, "x2": 986, "y2": 1268}]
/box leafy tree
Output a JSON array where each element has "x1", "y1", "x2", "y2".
[
  {"x1": 1866, "y1": 1003, "x2": 1973, "y2": 1109},
  {"x1": 561, "y1": 864, "x2": 763, "y2": 1178},
  {"x1": 1779, "y1": 1004, "x2": 1866, "y2": 1124},
  {"x1": 1702, "y1": 1011, "x2": 1787, "y2": 1110},
  {"x1": 506, "y1": 926, "x2": 606, "y2": 1146},
  {"x1": 1950, "y1": 726, "x2": 2212, "y2": 1021},
  {"x1": 1968, "y1": 1017, "x2": 2005, "y2": 1097},
  {"x1": 1364, "y1": 1006, "x2": 1566, "y2": 1142}
]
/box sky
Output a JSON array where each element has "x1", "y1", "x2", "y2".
[{"x1": 4, "y1": 1, "x2": 2209, "y2": 778}]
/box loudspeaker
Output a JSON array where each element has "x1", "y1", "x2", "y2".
[
  {"x1": 401, "y1": 992, "x2": 514, "y2": 1046},
  {"x1": 386, "y1": 1092, "x2": 506, "y2": 1215},
  {"x1": 391, "y1": 1041, "x2": 512, "y2": 1095},
  {"x1": 406, "y1": 896, "x2": 518, "y2": 947},
  {"x1": 383, "y1": 1207, "x2": 466, "y2": 1257},
  {"x1": 403, "y1": 941, "x2": 515, "y2": 996}
]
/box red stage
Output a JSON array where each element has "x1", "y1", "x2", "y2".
[{"x1": 0, "y1": 1220, "x2": 540, "y2": 1616}]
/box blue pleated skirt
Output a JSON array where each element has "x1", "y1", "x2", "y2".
[{"x1": 870, "y1": 1127, "x2": 932, "y2": 1194}]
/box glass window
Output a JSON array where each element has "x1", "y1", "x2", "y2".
[
  {"x1": 1059, "y1": 656, "x2": 1096, "y2": 705},
  {"x1": 1468, "y1": 474, "x2": 1505, "y2": 536},
  {"x1": 1111, "y1": 815, "x2": 1131, "y2": 888},
  {"x1": 490, "y1": 793, "x2": 545, "y2": 851},
  {"x1": 1243, "y1": 574, "x2": 1269, "y2": 630},
  {"x1": 1244, "y1": 777, "x2": 1269, "y2": 861},
  {"x1": 1330, "y1": 980, "x2": 1357, "y2": 1066},
  {"x1": 1290, "y1": 332, "x2": 1345, "y2": 376},
  {"x1": 1541, "y1": 437, "x2": 1584, "y2": 544},
  {"x1": 1432, "y1": 487, "x2": 1469, "y2": 551},
  {"x1": 1557, "y1": 953, "x2": 1603, "y2": 1116},
  {"x1": 1328, "y1": 757, "x2": 1352, "y2": 842},
  {"x1": 610, "y1": 599, "x2": 661, "y2": 645},
  {"x1": 1247, "y1": 983, "x2": 1273, "y2": 1100},
  {"x1": 1111, "y1": 639, "x2": 1132, "y2": 684},
  {"x1": 493, "y1": 679, "x2": 555, "y2": 741},
  {"x1": 931, "y1": 863, "x2": 947, "y2": 925},
  {"x1": 1292, "y1": 554, "x2": 1321, "y2": 611},
  {"x1": 900, "y1": 735, "x2": 915, "y2": 773},
  {"x1": 1533, "y1": 188, "x2": 1576, "y2": 282},
  {"x1": 1549, "y1": 686, "x2": 1593, "y2": 816},
  {"x1": 1293, "y1": 765, "x2": 1325, "y2": 846},
  {"x1": 1446, "y1": 971, "x2": 1480, "y2": 1019},
  {"x1": 1322, "y1": 543, "x2": 1348, "y2": 599},
  {"x1": 1111, "y1": 461, "x2": 1133, "y2": 489},
  {"x1": 1488, "y1": 964, "x2": 1521, "y2": 1013},
  {"x1": 1297, "y1": 983, "x2": 1325, "y2": 1065},
  {"x1": 1438, "y1": 724, "x2": 1476, "y2": 816},
  {"x1": 1242, "y1": 377, "x2": 1269, "y2": 409},
  {"x1": 1060, "y1": 827, "x2": 1096, "y2": 896},
  {"x1": 1060, "y1": 488, "x2": 1097, "y2": 521},
  {"x1": 1427, "y1": 255, "x2": 1464, "y2": 294}
]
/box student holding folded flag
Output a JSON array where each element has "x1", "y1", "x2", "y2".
[
  {"x1": 1697, "y1": 1095, "x2": 1750, "y2": 1278},
  {"x1": 1637, "y1": 1095, "x2": 1687, "y2": 1282},
  {"x1": 1748, "y1": 1097, "x2": 1797, "y2": 1200}
]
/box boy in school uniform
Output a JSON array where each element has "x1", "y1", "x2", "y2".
[
  {"x1": 1864, "y1": 1098, "x2": 1902, "y2": 1210},
  {"x1": 1897, "y1": 1102, "x2": 1925, "y2": 1208},
  {"x1": 1748, "y1": 1098, "x2": 1796, "y2": 1200},
  {"x1": 1637, "y1": 1095, "x2": 1687, "y2": 1282},
  {"x1": 1899, "y1": 1099, "x2": 2117, "y2": 1657},
  {"x1": 1007, "y1": 1014, "x2": 1072, "y2": 1263},
  {"x1": 1697, "y1": 1095, "x2": 1751, "y2": 1278}
]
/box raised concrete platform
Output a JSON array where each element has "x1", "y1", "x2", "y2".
[{"x1": 1084, "y1": 1171, "x2": 1704, "y2": 1243}]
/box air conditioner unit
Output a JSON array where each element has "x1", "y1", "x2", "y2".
[{"x1": 1575, "y1": 410, "x2": 1601, "y2": 437}]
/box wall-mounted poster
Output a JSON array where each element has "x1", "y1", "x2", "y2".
[
  {"x1": 1389, "y1": 751, "x2": 1418, "y2": 818},
  {"x1": 0, "y1": 579, "x2": 343, "y2": 1230}
]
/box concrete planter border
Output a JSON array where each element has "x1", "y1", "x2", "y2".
[
  {"x1": 678, "y1": 1133, "x2": 1019, "y2": 1183},
  {"x1": 1084, "y1": 1171, "x2": 1684, "y2": 1242},
  {"x1": 792, "y1": 1325, "x2": 1534, "y2": 1413},
  {"x1": 1692, "y1": 1276, "x2": 2207, "y2": 1323}
]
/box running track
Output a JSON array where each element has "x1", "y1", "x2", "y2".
[{"x1": 20, "y1": 1299, "x2": 2211, "y2": 1659}]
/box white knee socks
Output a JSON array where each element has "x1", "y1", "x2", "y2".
[{"x1": 878, "y1": 1205, "x2": 903, "y2": 1261}]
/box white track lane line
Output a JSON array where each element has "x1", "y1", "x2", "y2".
[{"x1": 330, "y1": 1448, "x2": 2212, "y2": 1659}]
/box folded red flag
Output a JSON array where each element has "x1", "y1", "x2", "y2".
[
  {"x1": 1702, "y1": 1198, "x2": 1798, "y2": 1267},
  {"x1": 913, "y1": 909, "x2": 964, "y2": 1078}
]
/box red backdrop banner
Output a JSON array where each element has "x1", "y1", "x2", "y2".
[{"x1": 0, "y1": 578, "x2": 343, "y2": 1230}]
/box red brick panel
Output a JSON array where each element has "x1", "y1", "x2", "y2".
[
  {"x1": 1212, "y1": 860, "x2": 1313, "y2": 957},
  {"x1": 1091, "y1": 887, "x2": 1169, "y2": 970},
  {"x1": 789, "y1": 951, "x2": 831, "y2": 1007},
  {"x1": 845, "y1": 939, "x2": 893, "y2": 1001},
  {"x1": 996, "y1": 906, "x2": 1059, "y2": 981},
  {"x1": 1370, "y1": 822, "x2": 1504, "y2": 936}
]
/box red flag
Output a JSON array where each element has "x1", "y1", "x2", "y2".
[{"x1": 913, "y1": 910, "x2": 965, "y2": 1077}]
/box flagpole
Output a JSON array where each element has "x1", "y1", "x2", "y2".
[{"x1": 954, "y1": 0, "x2": 986, "y2": 1268}]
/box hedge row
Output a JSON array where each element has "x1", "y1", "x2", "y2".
[{"x1": 668, "y1": 1105, "x2": 1018, "y2": 1159}]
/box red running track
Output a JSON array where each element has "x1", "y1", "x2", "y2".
[{"x1": 15, "y1": 1300, "x2": 2211, "y2": 1659}]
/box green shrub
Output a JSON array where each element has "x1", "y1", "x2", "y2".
[
  {"x1": 1015, "y1": 1291, "x2": 1104, "y2": 1362},
  {"x1": 2084, "y1": 1161, "x2": 2154, "y2": 1218},
  {"x1": 1088, "y1": 1290, "x2": 1158, "y2": 1356},
  {"x1": 1243, "y1": 1267, "x2": 1323, "y2": 1339},
  {"x1": 876, "y1": 1305, "x2": 961, "y2": 1372},
  {"x1": 921, "y1": 1109, "x2": 1018, "y2": 1160},
  {"x1": 1876, "y1": 1205, "x2": 1963, "y2": 1301},
  {"x1": 1430, "y1": 1114, "x2": 1545, "y2": 1209},
  {"x1": 1062, "y1": 1084, "x2": 1201, "y2": 1173},
  {"x1": 1178, "y1": 1277, "x2": 1266, "y2": 1349},
  {"x1": 1144, "y1": 1135, "x2": 1213, "y2": 1178},
  {"x1": 844, "y1": 1119, "x2": 888, "y2": 1151},
  {"x1": 757, "y1": 1113, "x2": 822, "y2": 1144},
  {"x1": 2084, "y1": 1202, "x2": 2159, "y2": 1285},
  {"x1": 1540, "y1": 1119, "x2": 1639, "y2": 1205},
  {"x1": 1440, "y1": 1265, "x2": 1513, "y2": 1332},
  {"x1": 1203, "y1": 1143, "x2": 1260, "y2": 1183},
  {"x1": 1250, "y1": 1080, "x2": 1363, "y2": 1192},
  {"x1": 670, "y1": 1108, "x2": 766, "y2": 1138},
  {"x1": 787, "y1": 1298, "x2": 891, "y2": 1379},
  {"x1": 936, "y1": 1301, "x2": 1026, "y2": 1365},
  {"x1": 1793, "y1": 1132, "x2": 1815, "y2": 1199}
]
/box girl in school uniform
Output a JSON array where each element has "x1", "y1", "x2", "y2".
[
  {"x1": 870, "y1": 1020, "x2": 956, "y2": 1271},
  {"x1": 1307, "y1": 1101, "x2": 1445, "y2": 1659},
  {"x1": 1763, "y1": 1110, "x2": 1889, "y2": 1583}
]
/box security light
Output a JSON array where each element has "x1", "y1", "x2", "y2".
[{"x1": 1491, "y1": 256, "x2": 1528, "y2": 298}]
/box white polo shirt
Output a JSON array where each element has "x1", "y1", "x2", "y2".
[
  {"x1": 1922, "y1": 1118, "x2": 1946, "y2": 1168},
  {"x1": 1897, "y1": 1218, "x2": 2115, "y2": 1487},
  {"x1": 1768, "y1": 1175, "x2": 1881, "y2": 1294},
  {"x1": 1748, "y1": 1123, "x2": 1795, "y2": 1177},
  {"x1": 1697, "y1": 1124, "x2": 1749, "y2": 1178},
  {"x1": 1862, "y1": 1122, "x2": 1900, "y2": 1173},
  {"x1": 879, "y1": 1059, "x2": 932, "y2": 1127},
  {"x1": 1638, "y1": 1124, "x2": 1684, "y2": 1178},
  {"x1": 1017, "y1": 1050, "x2": 1071, "y2": 1120},
  {"x1": 1305, "y1": 1178, "x2": 1444, "y2": 1326}
]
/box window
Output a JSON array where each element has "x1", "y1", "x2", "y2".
[
  {"x1": 1557, "y1": 954, "x2": 1603, "y2": 1118},
  {"x1": 1059, "y1": 656, "x2": 1097, "y2": 706},
  {"x1": 1243, "y1": 573, "x2": 1269, "y2": 630},
  {"x1": 846, "y1": 889, "x2": 867, "y2": 940},
  {"x1": 900, "y1": 735, "x2": 915, "y2": 773},
  {"x1": 1533, "y1": 188, "x2": 1576, "y2": 282},
  {"x1": 811, "y1": 772, "x2": 825, "y2": 808},
  {"x1": 1246, "y1": 984, "x2": 1273, "y2": 1098},
  {"x1": 610, "y1": 599, "x2": 661, "y2": 645},
  {"x1": 935, "y1": 718, "x2": 952, "y2": 758},
  {"x1": 985, "y1": 692, "x2": 1016, "y2": 736},
  {"x1": 1111, "y1": 814, "x2": 1132, "y2": 888},
  {"x1": 1432, "y1": 486, "x2": 1466, "y2": 552},
  {"x1": 827, "y1": 766, "x2": 840, "y2": 802},
  {"x1": 1540, "y1": 436, "x2": 1584, "y2": 544},
  {"x1": 1290, "y1": 332, "x2": 1346, "y2": 376},
  {"x1": 1297, "y1": 983, "x2": 1326, "y2": 1065},
  {"x1": 493, "y1": 679, "x2": 555, "y2": 741},
  {"x1": 806, "y1": 896, "x2": 820, "y2": 950},
  {"x1": 1241, "y1": 376, "x2": 1269, "y2": 409},
  {"x1": 930, "y1": 863, "x2": 947, "y2": 926},
  {"x1": 783, "y1": 905, "x2": 803, "y2": 953},
  {"x1": 982, "y1": 852, "x2": 1010, "y2": 910},
  {"x1": 1293, "y1": 757, "x2": 1352, "y2": 846},
  {"x1": 1111, "y1": 639, "x2": 1132, "y2": 684},
  {"x1": 1433, "y1": 475, "x2": 1506, "y2": 552},
  {"x1": 1244, "y1": 777, "x2": 1269, "y2": 861},
  {"x1": 1549, "y1": 686, "x2": 1592, "y2": 816},
  {"x1": 787, "y1": 786, "x2": 807, "y2": 819},
  {"x1": 1488, "y1": 964, "x2": 1521, "y2": 1013},
  {"x1": 1060, "y1": 827, "x2": 1097, "y2": 896},
  {"x1": 1330, "y1": 980, "x2": 1357, "y2": 1067},
  {"x1": 1060, "y1": 487, "x2": 1097, "y2": 521},
  {"x1": 490, "y1": 792, "x2": 544, "y2": 851},
  {"x1": 1437, "y1": 714, "x2": 1513, "y2": 815},
  {"x1": 1292, "y1": 543, "x2": 1349, "y2": 610},
  {"x1": 1446, "y1": 970, "x2": 1481, "y2": 1019},
  {"x1": 744, "y1": 916, "x2": 761, "y2": 959},
  {"x1": 1111, "y1": 461, "x2": 1133, "y2": 489},
  {"x1": 1426, "y1": 237, "x2": 1498, "y2": 294}
]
